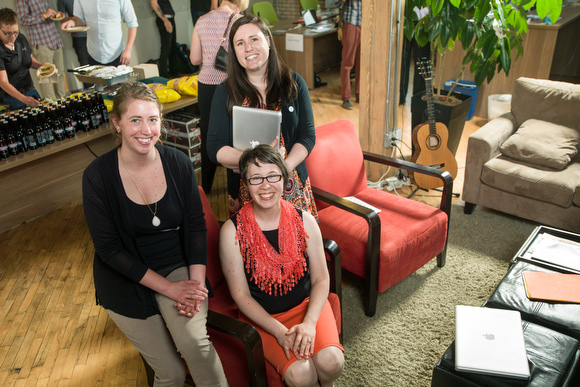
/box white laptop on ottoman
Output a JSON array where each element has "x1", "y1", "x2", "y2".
[{"x1": 455, "y1": 305, "x2": 530, "y2": 380}]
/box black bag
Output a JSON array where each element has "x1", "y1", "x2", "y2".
[
  {"x1": 175, "y1": 44, "x2": 198, "y2": 75},
  {"x1": 215, "y1": 46, "x2": 228, "y2": 72},
  {"x1": 215, "y1": 13, "x2": 236, "y2": 72}
]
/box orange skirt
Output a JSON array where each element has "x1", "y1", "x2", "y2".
[{"x1": 239, "y1": 297, "x2": 343, "y2": 380}]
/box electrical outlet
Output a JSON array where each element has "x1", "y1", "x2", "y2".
[{"x1": 384, "y1": 128, "x2": 403, "y2": 148}]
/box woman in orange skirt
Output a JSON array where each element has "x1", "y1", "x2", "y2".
[{"x1": 220, "y1": 145, "x2": 344, "y2": 386}]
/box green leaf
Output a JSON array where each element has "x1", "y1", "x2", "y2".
[
  {"x1": 432, "y1": 0, "x2": 445, "y2": 16},
  {"x1": 483, "y1": 35, "x2": 498, "y2": 60},
  {"x1": 499, "y1": 39, "x2": 510, "y2": 74},
  {"x1": 461, "y1": 20, "x2": 475, "y2": 49}
]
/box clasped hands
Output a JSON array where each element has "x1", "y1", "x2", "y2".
[
  {"x1": 169, "y1": 279, "x2": 208, "y2": 318},
  {"x1": 278, "y1": 322, "x2": 316, "y2": 361}
]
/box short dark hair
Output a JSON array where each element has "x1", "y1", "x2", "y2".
[
  {"x1": 239, "y1": 145, "x2": 289, "y2": 187},
  {"x1": 0, "y1": 8, "x2": 18, "y2": 27}
]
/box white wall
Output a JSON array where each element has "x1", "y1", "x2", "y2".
[{"x1": 5, "y1": 0, "x2": 195, "y2": 92}]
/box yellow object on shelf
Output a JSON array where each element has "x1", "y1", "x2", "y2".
[
  {"x1": 104, "y1": 99, "x2": 113, "y2": 113},
  {"x1": 147, "y1": 83, "x2": 181, "y2": 104},
  {"x1": 167, "y1": 75, "x2": 198, "y2": 97}
]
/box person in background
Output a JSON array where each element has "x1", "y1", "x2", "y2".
[
  {"x1": 16, "y1": 0, "x2": 66, "y2": 100},
  {"x1": 190, "y1": 0, "x2": 249, "y2": 194},
  {"x1": 190, "y1": 0, "x2": 217, "y2": 28},
  {"x1": 399, "y1": 6, "x2": 429, "y2": 104},
  {"x1": 150, "y1": 0, "x2": 180, "y2": 79},
  {"x1": 220, "y1": 145, "x2": 344, "y2": 385},
  {"x1": 339, "y1": 0, "x2": 361, "y2": 110},
  {"x1": 57, "y1": 0, "x2": 89, "y2": 67},
  {"x1": 0, "y1": 8, "x2": 42, "y2": 109},
  {"x1": 82, "y1": 81, "x2": 228, "y2": 386},
  {"x1": 60, "y1": 0, "x2": 138, "y2": 66},
  {"x1": 207, "y1": 15, "x2": 318, "y2": 220}
]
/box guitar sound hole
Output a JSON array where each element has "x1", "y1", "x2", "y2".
[{"x1": 427, "y1": 135, "x2": 440, "y2": 149}]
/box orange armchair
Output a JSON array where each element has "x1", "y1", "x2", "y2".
[
  {"x1": 305, "y1": 119, "x2": 452, "y2": 317},
  {"x1": 142, "y1": 187, "x2": 342, "y2": 386}
]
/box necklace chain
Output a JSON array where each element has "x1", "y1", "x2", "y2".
[{"x1": 120, "y1": 149, "x2": 160, "y2": 226}]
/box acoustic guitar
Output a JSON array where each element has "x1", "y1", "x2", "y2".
[{"x1": 411, "y1": 60, "x2": 458, "y2": 189}]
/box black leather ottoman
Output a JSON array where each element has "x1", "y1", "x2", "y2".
[
  {"x1": 431, "y1": 317, "x2": 580, "y2": 387},
  {"x1": 484, "y1": 261, "x2": 580, "y2": 341}
]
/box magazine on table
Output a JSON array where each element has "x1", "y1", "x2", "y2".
[{"x1": 527, "y1": 233, "x2": 580, "y2": 272}]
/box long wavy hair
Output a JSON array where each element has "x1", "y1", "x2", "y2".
[{"x1": 226, "y1": 15, "x2": 297, "y2": 115}]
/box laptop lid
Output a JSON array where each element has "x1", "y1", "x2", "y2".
[
  {"x1": 302, "y1": 9, "x2": 318, "y2": 26},
  {"x1": 455, "y1": 305, "x2": 530, "y2": 380},
  {"x1": 232, "y1": 106, "x2": 281, "y2": 151}
]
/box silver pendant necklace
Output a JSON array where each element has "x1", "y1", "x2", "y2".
[{"x1": 120, "y1": 149, "x2": 160, "y2": 227}]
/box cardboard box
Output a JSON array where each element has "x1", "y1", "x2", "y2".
[
  {"x1": 164, "y1": 111, "x2": 201, "y2": 148},
  {"x1": 133, "y1": 63, "x2": 159, "y2": 80},
  {"x1": 165, "y1": 142, "x2": 201, "y2": 169}
]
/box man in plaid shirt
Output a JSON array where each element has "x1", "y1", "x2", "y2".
[{"x1": 16, "y1": 0, "x2": 65, "y2": 100}]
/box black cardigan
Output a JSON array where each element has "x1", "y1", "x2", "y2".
[{"x1": 82, "y1": 145, "x2": 208, "y2": 319}]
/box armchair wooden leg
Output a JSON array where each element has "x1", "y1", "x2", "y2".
[
  {"x1": 464, "y1": 202, "x2": 476, "y2": 214},
  {"x1": 437, "y1": 250, "x2": 446, "y2": 267},
  {"x1": 364, "y1": 282, "x2": 378, "y2": 317}
]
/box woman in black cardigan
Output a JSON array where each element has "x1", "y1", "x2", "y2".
[{"x1": 82, "y1": 82, "x2": 227, "y2": 386}]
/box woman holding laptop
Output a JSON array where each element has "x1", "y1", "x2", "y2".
[{"x1": 207, "y1": 15, "x2": 318, "y2": 219}]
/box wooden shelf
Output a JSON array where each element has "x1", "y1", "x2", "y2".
[{"x1": 0, "y1": 123, "x2": 114, "y2": 173}]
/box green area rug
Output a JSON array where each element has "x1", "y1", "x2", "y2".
[{"x1": 336, "y1": 205, "x2": 536, "y2": 386}]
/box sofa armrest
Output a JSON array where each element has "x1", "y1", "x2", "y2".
[
  {"x1": 206, "y1": 310, "x2": 268, "y2": 387},
  {"x1": 462, "y1": 112, "x2": 517, "y2": 206}
]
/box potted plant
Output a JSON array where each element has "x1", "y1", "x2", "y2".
[{"x1": 404, "y1": 0, "x2": 562, "y2": 154}]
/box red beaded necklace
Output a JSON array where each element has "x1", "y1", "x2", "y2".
[{"x1": 236, "y1": 199, "x2": 308, "y2": 296}]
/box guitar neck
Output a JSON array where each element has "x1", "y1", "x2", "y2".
[{"x1": 424, "y1": 77, "x2": 437, "y2": 135}]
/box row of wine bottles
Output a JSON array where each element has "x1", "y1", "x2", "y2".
[{"x1": 0, "y1": 92, "x2": 110, "y2": 159}]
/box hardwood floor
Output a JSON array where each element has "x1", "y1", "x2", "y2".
[{"x1": 0, "y1": 66, "x2": 486, "y2": 386}]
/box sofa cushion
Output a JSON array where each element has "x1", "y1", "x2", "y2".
[
  {"x1": 511, "y1": 77, "x2": 580, "y2": 131},
  {"x1": 499, "y1": 119, "x2": 580, "y2": 170},
  {"x1": 481, "y1": 155, "x2": 580, "y2": 208}
]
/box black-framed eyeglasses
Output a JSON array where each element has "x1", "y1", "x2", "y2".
[
  {"x1": 1, "y1": 29, "x2": 19, "y2": 37},
  {"x1": 247, "y1": 174, "x2": 282, "y2": 185}
]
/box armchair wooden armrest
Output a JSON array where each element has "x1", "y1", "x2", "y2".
[
  {"x1": 206, "y1": 311, "x2": 267, "y2": 387},
  {"x1": 362, "y1": 151, "x2": 454, "y2": 217},
  {"x1": 312, "y1": 186, "x2": 382, "y2": 316},
  {"x1": 323, "y1": 237, "x2": 343, "y2": 342}
]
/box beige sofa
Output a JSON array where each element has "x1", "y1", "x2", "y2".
[{"x1": 462, "y1": 77, "x2": 580, "y2": 233}]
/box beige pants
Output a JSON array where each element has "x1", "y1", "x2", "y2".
[
  {"x1": 107, "y1": 267, "x2": 228, "y2": 387},
  {"x1": 31, "y1": 45, "x2": 65, "y2": 99}
]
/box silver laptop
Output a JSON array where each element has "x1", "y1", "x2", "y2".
[
  {"x1": 455, "y1": 305, "x2": 530, "y2": 380},
  {"x1": 232, "y1": 106, "x2": 281, "y2": 151},
  {"x1": 302, "y1": 9, "x2": 319, "y2": 27}
]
